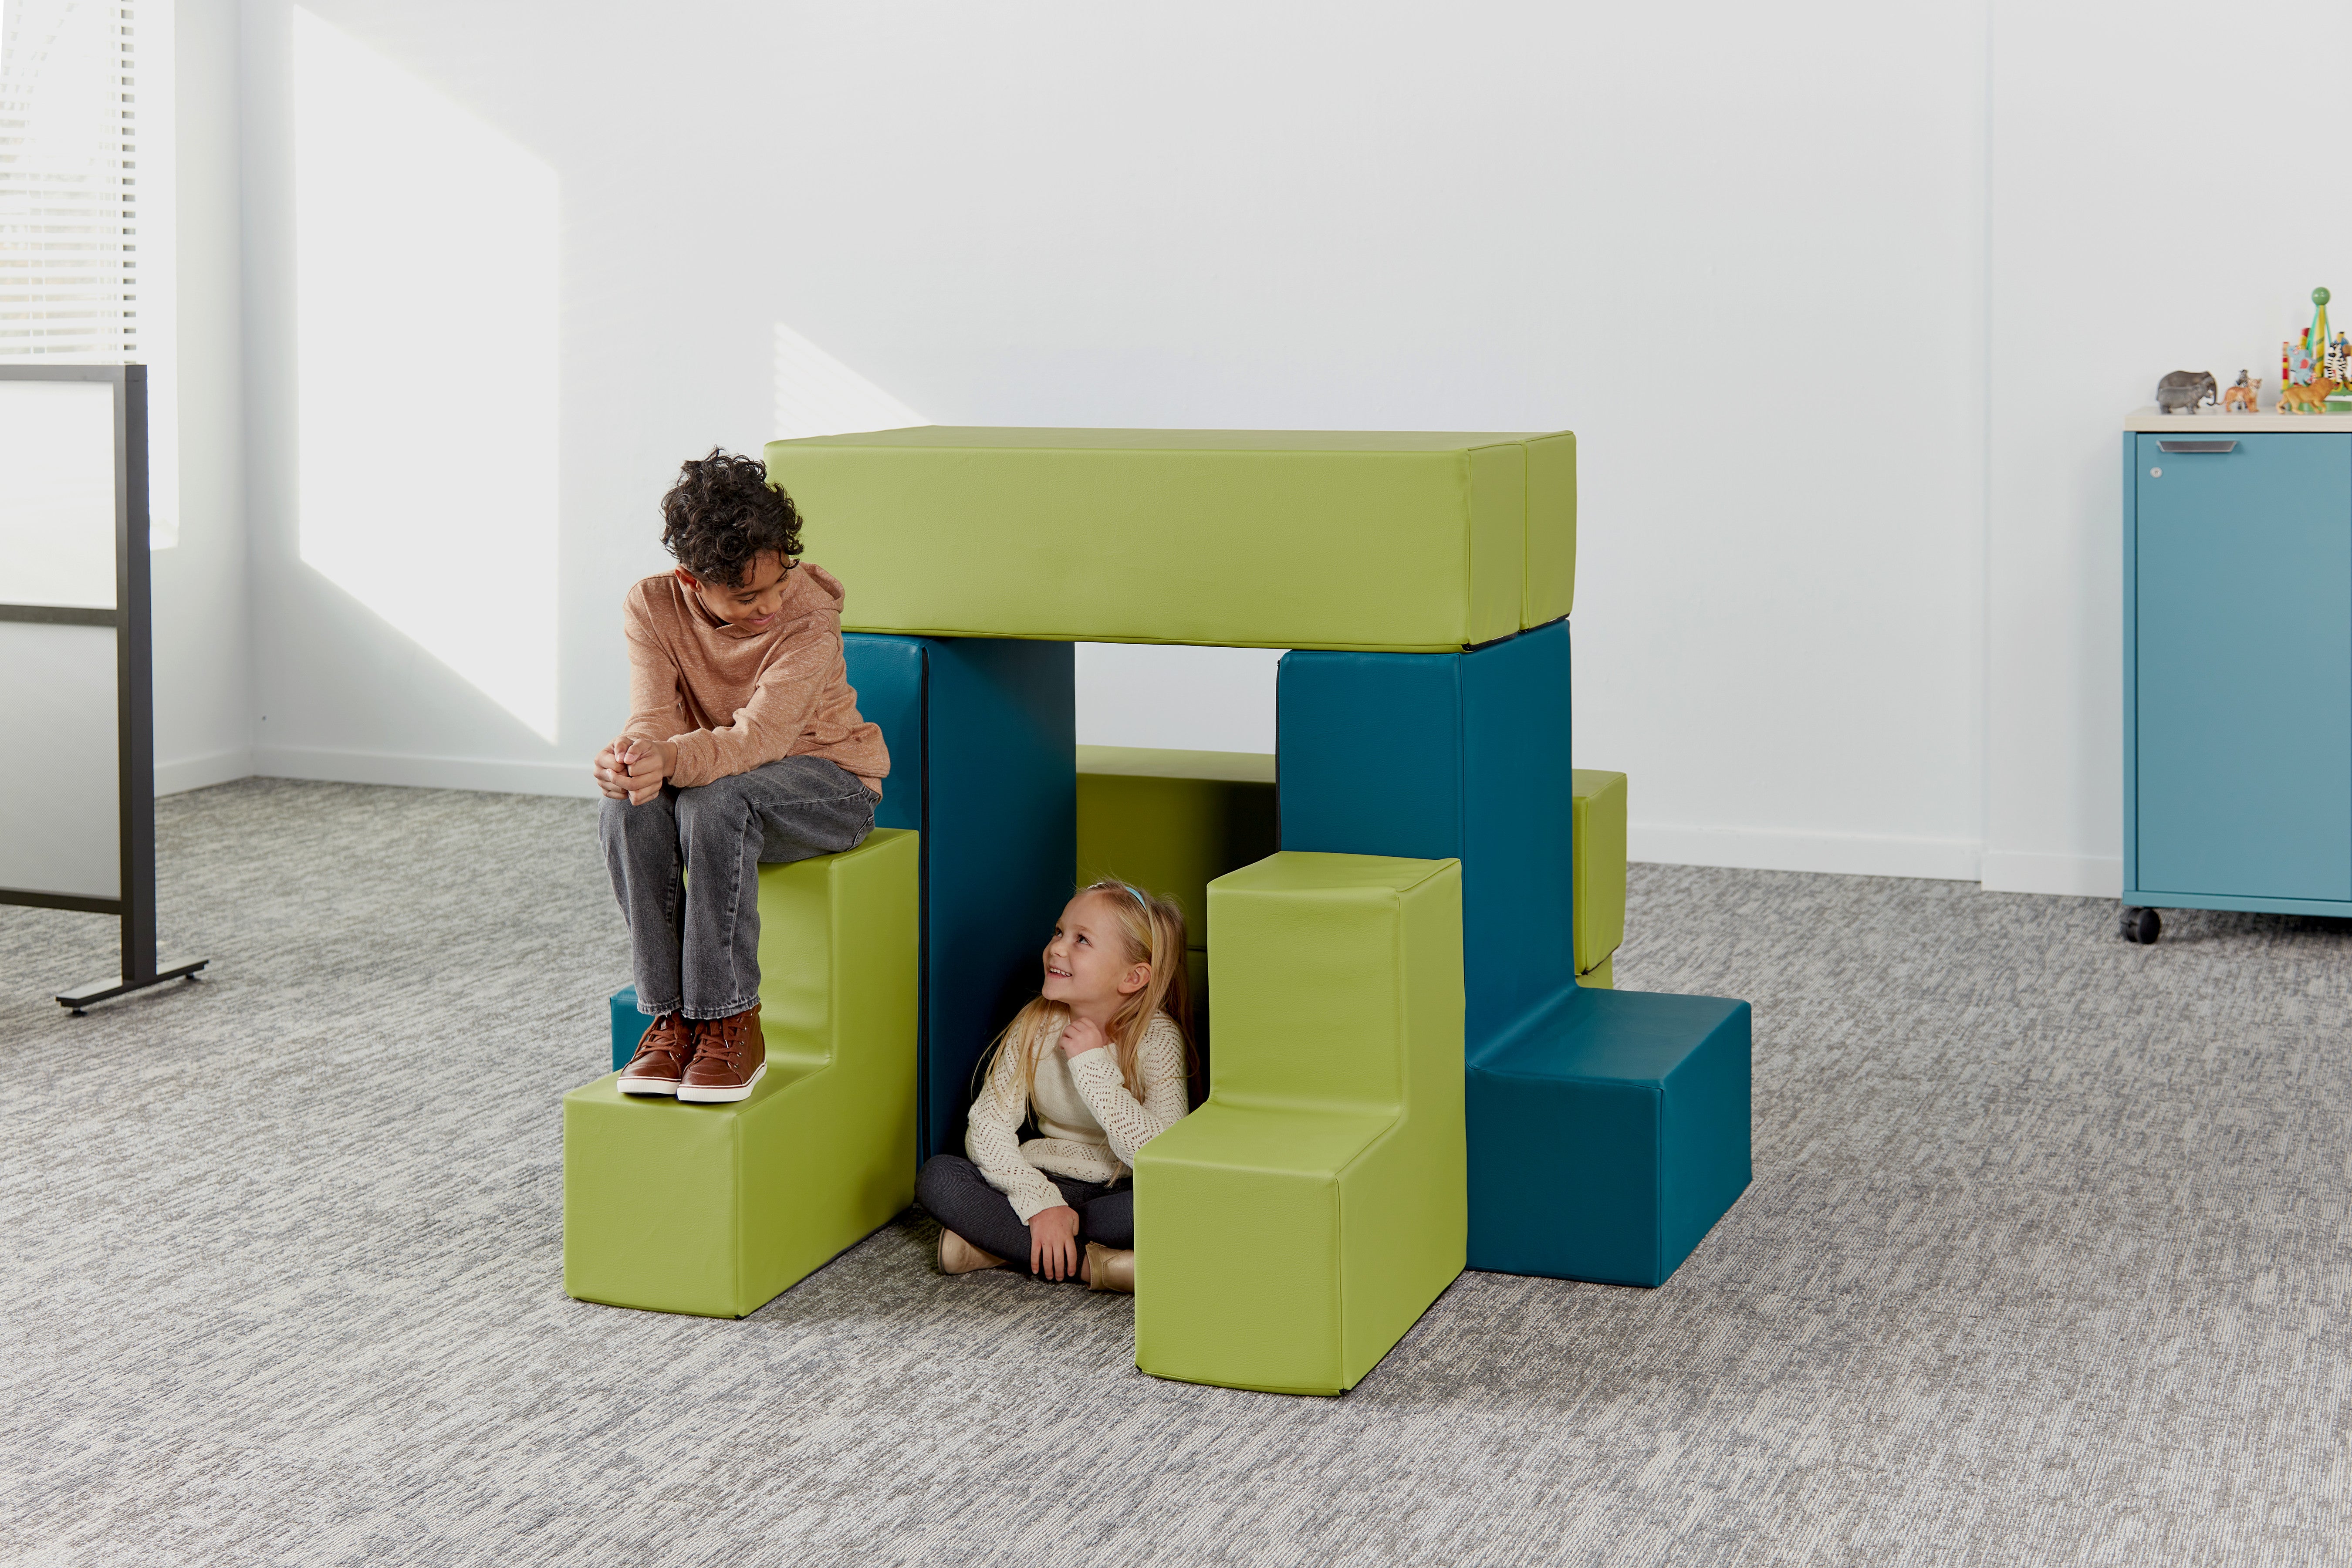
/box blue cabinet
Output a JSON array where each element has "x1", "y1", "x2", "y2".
[{"x1": 2126, "y1": 432, "x2": 2352, "y2": 916}]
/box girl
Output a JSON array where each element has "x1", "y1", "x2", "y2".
[{"x1": 916, "y1": 879, "x2": 1196, "y2": 1292}]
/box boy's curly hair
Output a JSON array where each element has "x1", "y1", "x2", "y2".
[{"x1": 659, "y1": 449, "x2": 803, "y2": 587}]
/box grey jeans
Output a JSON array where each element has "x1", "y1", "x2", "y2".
[{"x1": 601, "y1": 755, "x2": 877, "y2": 1020}]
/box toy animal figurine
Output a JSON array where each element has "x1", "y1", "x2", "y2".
[
  {"x1": 2155, "y1": 369, "x2": 2218, "y2": 414},
  {"x1": 2278, "y1": 376, "x2": 2338, "y2": 414},
  {"x1": 2222, "y1": 372, "x2": 2261, "y2": 412}
]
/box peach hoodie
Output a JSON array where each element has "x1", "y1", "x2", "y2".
[{"x1": 619, "y1": 562, "x2": 889, "y2": 795}]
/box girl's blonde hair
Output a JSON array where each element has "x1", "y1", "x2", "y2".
[{"x1": 982, "y1": 879, "x2": 1197, "y2": 1118}]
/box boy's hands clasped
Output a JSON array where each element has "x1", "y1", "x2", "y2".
[{"x1": 591, "y1": 737, "x2": 677, "y2": 805}]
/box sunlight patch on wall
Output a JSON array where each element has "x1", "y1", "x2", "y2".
[
  {"x1": 773, "y1": 321, "x2": 923, "y2": 440},
  {"x1": 292, "y1": 7, "x2": 559, "y2": 740}
]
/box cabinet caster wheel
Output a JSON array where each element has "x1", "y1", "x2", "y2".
[{"x1": 2120, "y1": 906, "x2": 2161, "y2": 944}]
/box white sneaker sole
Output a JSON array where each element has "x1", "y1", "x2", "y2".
[
  {"x1": 616, "y1": 1074, "x2": 681, "y2": 1096},
  {"x1": 676, "y1": 1060, "x2": 766, "y2": 1103}
]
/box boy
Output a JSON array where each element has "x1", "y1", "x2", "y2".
[{"x1": 595, "y1": 449, "x2": 888, "y2": 1103}]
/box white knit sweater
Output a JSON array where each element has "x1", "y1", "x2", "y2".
[{"x1": 964, "y1": 1011, "x2": 1189, "y2": 1223}]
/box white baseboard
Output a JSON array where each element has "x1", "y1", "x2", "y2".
[
  {"x1": 155, "y1": 748, "x2": 256, "y2": 796},
  {"x1": 1629, "y1": 821, "x2": 1984, "y2": 882},
  {"x1": 253, "y1": 745, "x2": 601, "y2": 799},
  {"x1": 1979, "y1": 850, "x2": 2122, "y2": 899}
]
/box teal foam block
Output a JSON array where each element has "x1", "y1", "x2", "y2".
[
  {"x1": 1277, "y1": 621, "x2": 1751, "y2": 1283},
  {"x1": 610, "y1": 985, "x2": 650, "y2": 1071},
  {"x1": 844, "y1": 634, "x2": 1074, "y2": 1161},
  {"x1": 1470, "y1": 985, "x2": 1750, "y2": 1285}
]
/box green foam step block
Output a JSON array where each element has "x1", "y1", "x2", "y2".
[
  {"x1": 562, "y1": 828, "x2": 919, "y2": 1318},
  {"x1": 766, "y1": 428, "x2": 1575, "y2": 652},
  {"x1": 1135, "y1": 852, "x2": 1466, "y2": 1395},
  {"x1": 1572, "y1": 769, "x2": 1627, "y2": 985}
]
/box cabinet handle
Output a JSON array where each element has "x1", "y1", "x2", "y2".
[{"x1": 2155, "y1": 440, "x2": 2237, "y2": 453}]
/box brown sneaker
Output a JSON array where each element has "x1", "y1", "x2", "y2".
[
  {"x1": 678, "y1": 1006, "x2": 767, "y2": 1103},
  {"x1": 616, "y1": 1012, "x2": 694, "y2": 1095}
]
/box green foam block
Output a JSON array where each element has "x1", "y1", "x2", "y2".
[
  {"x1": 1077, "y1": 747, "x2": 1281, "y2": 1098},
  {"x1": 1572, "y1": 769, "x2": 1627, "y2": 983},
  {"x1": 765, "y1": 428, "x2": 1575, "y2": 652},
  {"x1": 562, "y1": 828, "x2": 919, "y2": 1318},
  {"x1": 1135, "y1": 852, "x2": 1466, "y2": 1394}
]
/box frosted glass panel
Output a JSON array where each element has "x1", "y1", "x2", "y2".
[
  {"x1": 0, "y1": 381, "x2": 116, "y2": 609},
  {"x1": 0, "y1": 622, "x2": 117, "y2": 899}
]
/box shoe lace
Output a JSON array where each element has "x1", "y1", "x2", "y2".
[
  {"x1": 696, "y1": 1014, "x2": 750, "y2": 1064},
  {"x1": 638, "y1": 1014, "x2": 691, "y2": 1062}
]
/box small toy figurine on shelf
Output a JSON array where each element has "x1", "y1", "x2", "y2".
[
  {"x1": 2277, "y1": 288, "x2": 2338, "y2": 411},
  {"x1": 2156, "y1": 369, "x2": 2219, "y2": 414},
  {"x1": 2280, "y1": 376, "x2": 2338, "y2": 413},
  {"x1": 2223, "y1": 371, "x2": 2262, "y2": 412}
]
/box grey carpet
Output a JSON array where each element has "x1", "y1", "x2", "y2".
[{"x1": 3, "y1": 779, "x2": 2347, "y2": 1566}]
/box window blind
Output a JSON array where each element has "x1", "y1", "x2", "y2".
[{"x1": 0, "y1": 0, "x2": 176, "y2": 541}]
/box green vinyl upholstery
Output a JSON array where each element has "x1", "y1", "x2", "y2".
[
  {"x1": 1572, "y1": 769, "x2": 1628, "y2": 985},
  {"x1": 1134, "y1": 852, "x2": 1465, "y2": 1394},
  {"x1": 764, "y1": 428, "x2": 1575, "y2": 652},
  {"x1": 562, "y1": 829, "x2": 919, "y2": 1318}
]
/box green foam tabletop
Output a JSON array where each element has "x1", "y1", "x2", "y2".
[
  {"x1": 1134, "y1": 851, "x2": 1466, "y2": 1394},
  {"x1": 562, "y1": 828, "x2": 919, "y2": 1318},
  {"x1": 765, "y1": 428, "x2": 1575, "y2": 651},
  {"x1": 1572, "y1": 769, "x2": 1627, "y2": 980}
]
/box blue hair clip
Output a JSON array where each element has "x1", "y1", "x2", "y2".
[{"x1": 1129, "y1": 885, "x2": 1149, "y2": 908}]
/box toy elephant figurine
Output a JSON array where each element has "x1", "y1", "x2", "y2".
[
  {"x1": 2155, "y1": 370, "x2": 2218, "y2": 414},
  {"x1": 2221, "y1": 372, "x2": 2261, "y2": 413}
]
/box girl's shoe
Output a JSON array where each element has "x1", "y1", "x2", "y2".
[
  {"x1": 939, "y1": 1229, "x2": 1006, "y2": 1275},
  {"x1": 1084, "y1": 1243, "x2": 1135, "y2": 1294}
]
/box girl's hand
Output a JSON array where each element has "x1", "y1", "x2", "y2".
[
  {"x1": 1029, "y1": 1205, "x2": 1081, "y2": 1280},
  {"x1": 1059, "y1": 1016, "x2": 1106, "y2": 1060}
]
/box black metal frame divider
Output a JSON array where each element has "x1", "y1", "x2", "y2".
[{"x1": 0, "y1": 365, "x2": 208, "y2": 1012}]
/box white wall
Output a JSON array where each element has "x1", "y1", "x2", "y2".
[
  {"x1": 152, "y1": 0, "x2": 253, "y2": 795},
  {"x1": 207, "y1": 1, "x2": 2333, "y2": 893}
]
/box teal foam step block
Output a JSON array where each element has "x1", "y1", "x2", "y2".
[
  {"x1": 610, "y1": 985, "x2": 650, "y2": 1071},
  {"x1": 1467, "y1": 984, "x2": 1750, "y2": 1286}
]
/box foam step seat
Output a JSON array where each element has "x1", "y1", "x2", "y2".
[
  {"x1": 563, "y1": 828, "x2": 919, "y2": 1318},
  {"x1": 1571, "y1": 769, "x2": 1628, "y2": 990},
  {"x1": 1467, "y1": 984, "x2": 1750, "y2": 1286},
  {"x1": 1135, "y1": 852, "x2": 1465, "y2": 1395}
]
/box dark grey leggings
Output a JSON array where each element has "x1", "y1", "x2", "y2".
[
  {"x1": 916, "y1": 1154, "x2": 1133, "y2": 1273},
  {"x1": 600, "y1": 756, "x2": 876, "y2": 1020}
]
